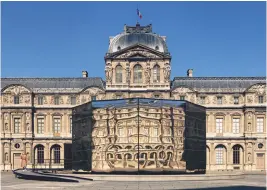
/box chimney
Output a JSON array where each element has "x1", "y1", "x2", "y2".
[
  {"x1": 187, "y1": 69, "x2": 193, "y2": 77},
  {"x1": 82, "y1": 71, "x2": 88, "y2": 78}
]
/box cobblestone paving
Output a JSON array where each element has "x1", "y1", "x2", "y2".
[{"x1": 1, "y1": 172, "x2": 266, "y2": 190}]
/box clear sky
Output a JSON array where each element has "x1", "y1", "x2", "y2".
[{"x1": 1, "y1": 1, "x2": 266, "y2": 79}]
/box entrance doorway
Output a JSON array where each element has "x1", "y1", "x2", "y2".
[
  {"x1": 256, "y1": 153, "x2": 265, "y2": 170},
  {"x1": 13, "y1": 153, "x2": 21, "y2": 169},
  {"x1": 64, "y1": 143, "x2": 72, "y2": 169}
]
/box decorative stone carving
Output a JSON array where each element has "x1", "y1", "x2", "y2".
[
  {"x1": 116, "y1": 50, "x2": 160, "y2": 59},
  {"x1": 144, "y1": 67, "x2": 151, "y2": 84},
  {"x1": 105, "y1": 64, "x2": 113, "y2": 83},
  {"x1": 247, "y1": 84, "x2": 266, "y2": 95},
  {"x1": 163, "y1": 63, "x2": 171, "y2": 83},
  {"x1": 247, "y1": 96, "x2": 253, "y2": 103},
  {"x1": 24, "y1": 95, "x2": 31, "y2": 104},
  {"x1": 3, "y1": 85, "x2": 30, "y2": 94}
]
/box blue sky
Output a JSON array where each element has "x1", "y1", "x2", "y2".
[{"x1": 1, "y1": 1, "x2": 266, "y2": 78}]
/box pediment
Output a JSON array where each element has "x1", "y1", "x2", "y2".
[
  {"x1": 246, "y1": 83, "x2": 266, "y2": 95},
  {"x1": 106, "y1": 44, "x2": 169, "y2": 59},
  {"x1": 2, "y1": 84, "x2": 31, "y2": 94}
]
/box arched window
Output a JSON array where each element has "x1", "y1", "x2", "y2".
[
  {"x1": 153, "y1": 65, "x2": 160, "y2": 82},
  {"x1": 36, "y1": 145, "x2": 44, "y2": 164},
  {"x1": 133, "y1": 64, "x2": 143, "y2": 83},
  {"x1": 215, "y1": 145, "x2": 225, "y2": 165},
  {"x1": 115, "y1": 65, "x2": 123, "y2": 83},
  {"x1": 53, "y1": 145, "x2": 60, "y2": 164},
  {"x1": 233, "y1": 145, "x2": 241, "y2": 165}
]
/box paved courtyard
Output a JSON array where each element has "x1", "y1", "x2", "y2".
[{"x1": 1, "y1": 172, "x2": 266, "y2": 190}]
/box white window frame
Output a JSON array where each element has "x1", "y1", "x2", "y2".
[
  {"x1": 217, "y1": 97, "x2": 222, "y2": 104},
  {"x1": 232, "y1": 118, "x2": 240, "y2": 134},
  {"x1": 14, "y1": 118, "x2": 21, "y2": 133},
  {"x1": 53, "y1": 118, "x2": 61, "y2": 133},
  {"x1": 37, "y1": 118, "x2": 44, "y2": 134},
  {"x1": 216, "y1": 147, "x2": 224, "y2": 165},
  {"x1": 256, "y1": 118, "x2": 264, "y2": 133},
  {"x1": 216, "y1": 118, "x2": 223, "y2": 133}
]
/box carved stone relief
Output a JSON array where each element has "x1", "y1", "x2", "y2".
[
  {"x1": 163, "y1": 63, "x2": 171, "y2": 83},
  {"x1": 105, "y1": 63, "x2": 113, "y2": 83}
]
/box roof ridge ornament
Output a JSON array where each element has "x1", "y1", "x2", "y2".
[{"x1": 124, "y1": 23, "x2": 152, "y2": 33}]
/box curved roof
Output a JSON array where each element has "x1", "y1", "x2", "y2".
[
  {"x1": 108, "y1": 23, "x2": 169, "y2": 54},
  {"x1": 172, "y1": 77, "x2": 266, "y2": 90},
  {"x1": 1, "y1": 77, "x2": 105, "y2": 91}
]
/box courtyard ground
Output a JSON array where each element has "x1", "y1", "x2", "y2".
[{"x1": 1, "y1": 171, "x2": 266, "y2": 190}]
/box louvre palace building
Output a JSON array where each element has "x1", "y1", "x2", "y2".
[{"x1": 1, "y1": 23, "x2": 266, "y2": 172}]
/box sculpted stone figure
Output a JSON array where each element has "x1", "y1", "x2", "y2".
[
  {"x1": 163, "y1": 64, "x2": 171, "y2": 82},
  {"x1": 145, "y1": 67, "x2": 151, "y2": 84},
  {"x1": 105, "y1": 66, "x2": 113, "y2": 83}
]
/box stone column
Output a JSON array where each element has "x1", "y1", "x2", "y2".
[
  {"x1": 30, "y1": 142, "x2": 33, "y2": 164},
  {"x1": 8, "y1": 142, "x2": 11, "y2": 165},
  {"x1": 1, "y1": 142, "x2": 4, "y2": 165}
]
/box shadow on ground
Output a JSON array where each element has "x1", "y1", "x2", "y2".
[{"x1": 173, "y1": 186, "x2": 265, "y2": 190}]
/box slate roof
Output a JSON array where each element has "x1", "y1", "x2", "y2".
[
  {"x1": 172, "y1": 77, "x2": 266, "y2": 90},
  {"x1": 1, "y1": 77, "x2": 105, "y2": 91},
  {"x1": 108, "y1": 23, "x2": 168, "y2": 54}
]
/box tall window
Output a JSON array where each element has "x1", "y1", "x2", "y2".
[
  {"x1": 70, "y1": 118, "x2": 72, "y2": 134},
  {"x1": 216, "y1": 118, "x2": 223, "y2": 133},
  {"x1": 180, "y1": 96, "x2": 185, "y2": 100},
  {"x1": 215, "y1": 146, "x2": 224, "y2": 164},
  {"x1": 37, "y1": 118, "x2": 44, "y2": 134},
  {"x1": 54, "y1": 96, "x2": 60, "y2": 105},
  {"x1": 200, "y1": 96, "x2": 205, "y2": 104},
  {"x1": 71, "y1": 97, "x2": 76, "y2": 105},
  {"x1": 258, "y1": 96, "x2": 264, "y2": 104},
  {"x1": 36, "y1": 145, "x2": 44, "y2": 164},
  {"x1": 133, "y1": 64, "x2": 143, "y2": 83},
  {"x1": 232, "y1": 118, "x2": 240, "y2": 134},
  {"x1": 217, "y1": 97, "x2": 222, "y2": 104},
  {"x1": 53, "y1": 118, "x2": 61, "y2": 133},
  {"x1": 14, "y1": 96, "x2": 20, "y2": 104},
  {"x1": 14, "y1": 118, "x2": 21, "y2": 133},
  {"x1": 153, "y1": 65, "x2": 160, "y2": 82},
  {"x1": 53, "y1": 145, "x2": 60, "y2": 164},
  {"x1": 115, "y1": 65, "x2": 123, "y2": 83},
  {"x1": 256, "y1": 118, "x2": 264, "y2": 132},
  {"x1": 234, "y1": 97, "x2": 239, "y2": 104},
  {"x1": 233, "y1": 145, "x2": 241, "y2": 164},
  {"x1": 38, "y1": 97, "x2": 43, "y2": 105}
]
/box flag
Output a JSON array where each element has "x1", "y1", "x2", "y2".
[{"x1": 137, "y1": 9, "x2": 142, "y2": 19}]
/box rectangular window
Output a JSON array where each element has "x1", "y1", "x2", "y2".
[
  {"x1": 91, "y1": 96, "x2": 96, "y2": 101},
  {"x1": 71, "y1": 97, "x2": 76, "y2": 105},
  {"x1": 38, "y1": 97, "x2": 43, "y2": 105},
  {"x1": 37, "y1": 118, "x2": 44, "y2": 134},
  {"x1": 14, "y1": 96, "x2": 20, "y2": 104},
  {"x1": 70, "y1": 118, "x2": 72, "y2": 134},
  {"x1": 234, "y1": 97, "x2": 239, "y2": 104},
  {"x1": 14, "y1": 118, "x2": 21, "y2": 133},
  {"x1": 217, "y1": 97, "x2": 222, "y2": 104},
  {"x1": 259, "y1": 96, "x2": 264, "y2": 104},
  {"x1": 216, "y1": 118, "x2": 223, "y2": 133},
  {"x1": 200, "y1": 96, "x2": 205, "y2": 104},
  {"x1": 180, "y1": 96, "x2": 185, "y2": 100},
  {"x1": 232, "y1": 118, "x2": 240, "y2": 134},
  {"x1": 54, "y1": 97, "x2": 60, "y2": 105},
  {"x1": 257, "y1": 118, "x2": 264, "y2": 133},
  {"x1": 53, "y1": 118, "x2": 61, "y2": 133}
]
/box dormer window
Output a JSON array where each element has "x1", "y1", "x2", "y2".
[
  {"x1": 117, "y1": 46, "x2": 121, "y2": 51},
  {"x1": 54, "y1": 96, "x2": 60, "y2": 105}
]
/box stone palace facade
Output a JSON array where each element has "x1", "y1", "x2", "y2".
[{"x1": 1, "y1": 23, "x2": 266, "y2": 172}]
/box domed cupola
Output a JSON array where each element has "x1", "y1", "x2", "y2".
[{"x1": 108, "y1": 23, "x2": 169, "y2": 54}]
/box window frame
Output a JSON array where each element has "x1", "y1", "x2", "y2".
[
  {"x1": 14, "y1": 96, "x2": 20, "y2": 104},
  {"x1": 216, "y1": 118, "x2": 223, "y2": 133},
  {"x1": 215, "y1": 146, "x2": 224, "y2": 165},
  {"x1": 71, "y1": 96, "x2": 76, "y2": 105},
  {"x1": 234, "y1": 96, "x2": 239, "y2": 104},
  {"x1": 14, "y1": 118, "x2": 21, "y2": 133},
  {"x1": 217, "y1": 96, "x2": 223, "y2": 105},
  {"x1": 232, "y1": 118, "x2": 240, "y2": 134},
  {"x1": 37, "y1": 118, "x2": 44, "y2": 134},
  {"x1": 153, "y1": 64, "x2": 160, "y2": 83},
  {"x1": 115, "y1": 65, "x2": 123, "y2": 83},
  {"x1": 54, "y1": 96, "x2": 60, "y2": 105},
  {"x1": 259, "y1": 96, "x2": 264, "y2": 104},
  {"x1": 53, "y1": 117, "x2": 61, "y2": 134},
  {"x1": 38, "y1": 96, "x2": 44, "y2": 105},
  {"x1": 133, "y1": 64, "x2": 143, "y2": 84},
  {"x1": 256, "y1": 117, "x2": 264, "y2": 133}
]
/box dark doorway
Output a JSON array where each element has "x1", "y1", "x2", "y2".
[{"x1": 64, "y1": 143, "x2": 72, "y2": 169}]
